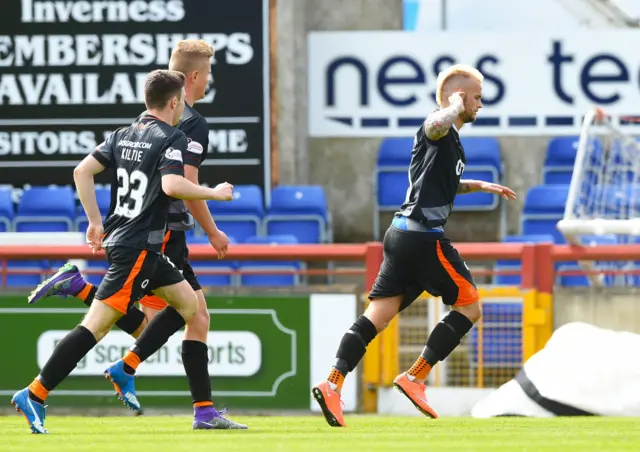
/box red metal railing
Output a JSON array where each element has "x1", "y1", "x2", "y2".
[{"x1": 1, "y1": 242, "x2": 639, "y2": 291}]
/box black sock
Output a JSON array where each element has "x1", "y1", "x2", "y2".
[
  {"x1": 182, "y1": 340, "x2": 212, "y2": 404},
  {"x1": 38, "y1": 325, "x2": 97, "y2": 391},
  {"x1": 130, "y1": 306, "x2": 185, "y2": 363},
  {"x1": 115, "y1": 307, "x2": 146, "y2": 335},
  {"x1": 28, "y1": 391, "x2": 44, "y2": 404},
  {"x1": 80, "y1": 284, "x2": 98, "y2": 307},
  {"x1": 423, "y1": 310, "x2": 474, "y2": 366},
  {"x1": 421, "y1": 346, "x2": 441, "y2": 367},
  {"x1": 333, "y1": 315, "x2": 378, "y2": 377}
]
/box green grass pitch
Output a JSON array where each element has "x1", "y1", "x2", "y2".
[{"x1": 2, "y1": 415, "x2": 640, "y2": 451}]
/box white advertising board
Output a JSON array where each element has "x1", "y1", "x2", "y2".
[
  {"x1": 309, "y1": 31, "x2": 640, "y2": 136},
  {"x1": 38, "y1": 330, "x2": 262, "y2": 377}
]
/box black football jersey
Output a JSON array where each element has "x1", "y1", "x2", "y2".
[
  {"x1": 164, "y1": 102, "x2": 209, "y2": 231},
  {"x1": 179, "y1": 102, "x2": 209, "y2": 169},
  {"x1": 92, "y1": 114, "x2": 186, "y2": 252},
  {"x1": 397, "y1": 123, "x2": 466, "y2": 229}
]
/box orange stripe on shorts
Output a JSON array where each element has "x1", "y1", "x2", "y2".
[
  {"x1": 161, "y1": 230, "x2": 171, "y2": 253},
  {"x1": 139, "y1": 294, "x2": 167, "y2": 311},
  {"x1": 436, "y1": 241, "x2": 479, "y2": 306},
  {"x1": 100, "y1": 250, "x2": 148, "y2": 314}
]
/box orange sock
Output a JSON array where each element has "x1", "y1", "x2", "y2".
[
  {"x1": 407, "y1": 356, "x2": 432, "y2": 381},
  {"x1": 327, "y1": 368, "x2": 345, "y2": 391},
  {"x1": 122, "y1": 351, "x2": 142, "y2": 372},
  {"x1": 28, "y1": 378, "x2": 49, "y2": 403},
  {"x1": 194, "y1": 401, "x2": 214, "y2": 408},
  {"x1": 77, "y1": 283, "x2": 94, "y2": 302}
]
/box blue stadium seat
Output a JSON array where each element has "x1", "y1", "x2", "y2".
[
  {"x1": 375, "y1": 138, "x2": 412, "y2": 208},
  {"x1": 186, "y1": 235, "x2": 237, "y2": 286},
  {"x1": 373, "y1": 138, "x2": 412, "y2": 239},
  {"x1": 206, "y1": 185, "x2": 263, "y2": 243},
  {"x1": 494, "y1": 234, "x2": 555, "y2": 285},
  {"x1": 0, "y1": 188, "x2": 14, "y2": 232},
  {"x1": 239, "y1": 235, "x2": 301, "y2": 286},
  {"x1": 522, "y1": 185, "x2": 570, "y2": 243},
  {"x1": 543, "y1": 136, "x2": 604, "y2": 186},
  {"x1": 264, "y1": 186, "x2": 330, "y2": 243},
  {"x1": 543, "y1": 136, "x2": 579, "y2": 185},
  {"x1": 454, "y1": 137, "x2": 502, "y2": 211},
  {"x1": 14, "y1": 187, "x2": 75, "y2": 232},
  {"x1": 469, "y1": 302, "x2": 522, "y2": 368},
  {"x1": 76, "y1": 187, "x2": 111, "y2": 233}
]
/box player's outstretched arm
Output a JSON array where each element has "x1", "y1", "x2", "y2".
[
  {"x1": 424, "y1": 91, "x2": 465, "y2": 141},
  {"x1": 458, "y1": 179, "x2": 517, "y2": 200},
  {"x1": 161, "y1": 174, "x2": 234, "y2": 201}
]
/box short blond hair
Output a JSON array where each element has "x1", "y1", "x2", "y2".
[
  {"x1": 435, "y1": 64, "x2": 484, "y2": 106},
  {"x1": 169, "y1": 39, "x2": 214, "y2": 76}
]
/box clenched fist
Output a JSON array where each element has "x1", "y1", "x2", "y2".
[{"x1": 212, "y1": 182, "x2": 234, "y2": 201}]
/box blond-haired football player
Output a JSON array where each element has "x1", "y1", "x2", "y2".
[{"x1": 312, "y1": 64, "x2": 516, "y2": 427}]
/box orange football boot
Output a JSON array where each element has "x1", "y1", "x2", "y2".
[
  {"x1": 311, "y1": 381, "x2": 346, "y2": 427},
  {"x1": 393, "y1": 372, "x2": 438, "y2": 419}
]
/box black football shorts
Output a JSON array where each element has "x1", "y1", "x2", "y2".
[
  {"x1": 95, "y1": 246, "x2": 184, "y2": 314},
  {"x1": 138, "y1": 230, "x2": 201, "y2": 311},
  {"x1": 369, "y1": 226, "x2": 479, "y2": 311}
]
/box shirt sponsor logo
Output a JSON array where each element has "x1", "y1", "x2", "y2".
[
  {"x1": 187, "y1": 139, "x2": 203, "y2": 155},
  {"x1": 165, "y1": 147, "x2": 183, "y2": 161}
]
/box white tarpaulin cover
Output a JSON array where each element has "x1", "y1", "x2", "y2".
[{"x1": 472, "y1": 322, "x2": 640, "y2": 417}]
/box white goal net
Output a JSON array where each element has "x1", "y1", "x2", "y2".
[{"x1": 557, "y1": 108, "x2": 640, "y2": 287}]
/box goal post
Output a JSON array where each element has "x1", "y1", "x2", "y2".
[
  {"x1": 557, "y1": 107, "x2": 640, "y2": 287},
  {"x1": 557, "y1": 107, "x2": 640, "y2": 240}
]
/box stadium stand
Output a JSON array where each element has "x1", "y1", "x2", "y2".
[
  {"x1": 264, "y1": 185, "x2": 331, "y2": 243},
  {"x1": 1, "y1": 173, "x2": 618, "y2": 290},
  {"x1": 14, "y1": 186, "x2": 76, "y2": 232}
]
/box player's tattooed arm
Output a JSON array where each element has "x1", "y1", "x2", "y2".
[
  {"x1": 457, "y1": 180, "x2": 482, "y2": 194},
  {"x1": 424, "y1": 92, "x2": 465, "y2": 140},
  {"x1": 457, "y1": 182, "x2": 472, "y2": 194},
  {"x1": 457, "y1": 180, "x2": 517, "y2": 200},
  {"x1": 457, "y1": 180, "x2": 479, "y2": 194}
]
